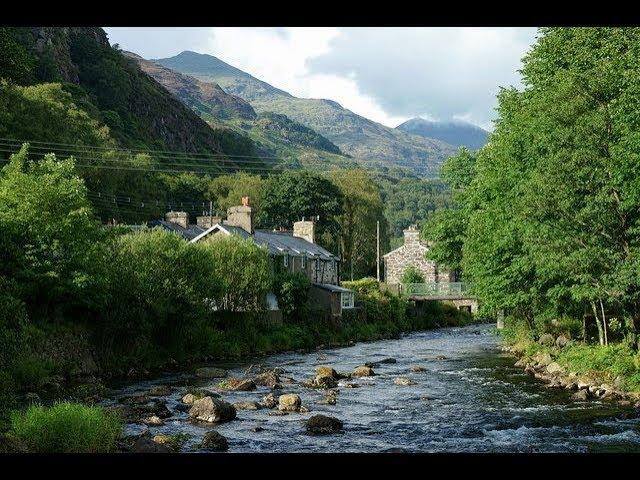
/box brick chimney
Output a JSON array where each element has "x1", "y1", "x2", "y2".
[
  {"x1": 223, "y1": 196, "x2": 253, "y2": 234},
  {"x1": 196, "y1": 215, "x2": 222, "y2": 228},
  {"x1": 403, "y1": 224, "x2": 420, "y2": 245},
  {"x1": 165, "y1": 211, "x2": 189, "y2": 229},
  {"x1": 293, "y1": 218, "x2": 315, "y2": 244}
]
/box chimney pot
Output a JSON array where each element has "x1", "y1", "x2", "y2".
[{"x1": 165, "y1": 211, "x2": 189, "y2": 229}]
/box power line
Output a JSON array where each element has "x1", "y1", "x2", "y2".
[{"x1": 0, "y1": 137, "x2": 443, "y2": 177}]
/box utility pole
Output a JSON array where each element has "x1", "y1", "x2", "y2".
[{"x1": 376, "y1": 220, "x2": 380, "y2": 282}]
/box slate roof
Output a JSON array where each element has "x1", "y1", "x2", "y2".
[
  {"x1": 148, "y1": 220, "x2": 207, "y2": 241},
  {"x1": 150, "y1": 221, "x2": 339, "y2": 260}
]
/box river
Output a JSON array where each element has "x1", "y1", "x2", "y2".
[{"x1": 103, "y1": 324, "x2": 640, "y2": 452}]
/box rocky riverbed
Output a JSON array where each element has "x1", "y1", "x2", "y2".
[{"x1": 101, "y1": 324, "x2": 640, "y2": 453}]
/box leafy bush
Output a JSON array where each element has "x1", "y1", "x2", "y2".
[
  {"x1": 342, "y1": 277, "x2": 379, "y2": 295},
  {"x1": 10, "y1": 402, "x2": 121, "y2": 452},
  {"x1": 100, "y1": 228, "x2": 221, "y2": 354},
  {"x1": 273, "y1": 271, "x2": 311, "y2": 322},
  {"x1": 401, "y1": 265, "x2": 425, "y2": 284},
  {"x1": 204, "y1": 235, "x2": 271, "y2": 313}
]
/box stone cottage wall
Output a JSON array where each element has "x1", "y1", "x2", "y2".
[{"x1": 384, "y1": 244, "x2": 437, "y2": 284}]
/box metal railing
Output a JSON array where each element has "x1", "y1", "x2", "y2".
[{"x1": 401, "y1": 282, "x2": 470, "y2": 298}]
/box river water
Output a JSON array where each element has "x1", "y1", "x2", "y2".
[{"x1": 104, "y1": 324, "x2": 640, "y2": 452}]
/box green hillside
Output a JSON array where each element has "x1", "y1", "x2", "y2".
[{"x1": 154, "y1": 51, "x2": 458, "y2": 177}]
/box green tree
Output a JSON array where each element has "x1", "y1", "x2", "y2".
[
  {"x1": 204, "y1": 235, "x2": 271, "y2": 313},
  {"x1": 330, "y1": 169, "x2": 389, "y2": 279},
  {"x1": 0, "y1": 145, "x2": 109, "y2": 319},
  {"x1": 208, "y1": 173, "x2": 263, "y2": 216},
  {"x1": 441, "y1": 28, "x2": 640, "y2": 341},
  {"x1": 0, "y1": 28, "x2": 36, "y2": 85},
  {"x1": 258, "y1": 171, "x2": 343, "y2": 250}
]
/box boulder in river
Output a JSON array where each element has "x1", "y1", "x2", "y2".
[
  {"x1": 201, "y1": 431, "x2": 228, "y2": 451},
  {"x1": 314, "y1": 375, "x2": 338, "y2": 389},
  {"x1": 189, "y1": 396, "x2": 236, "y2": 423},
  {"x1": 147, "y1": 385, "x2": 172, "y2": 397},
  {"x1": 254, "y1": 370, "x2": 281, "y2": 389},
  {"x1": 228, "y1": 378, "x2": 257, "y2": 391},
  {"x1": 278, "y1": 393, "x2": 302, "y2": 412},
  {"x1": 572, "y1": 389, "x2": 590, "y2": 401},
  {"x1": 306, "y1": 414, "x2": 343, "y2": 434},
  {"x1": 261, "y1": 393, "x2": 278, "y2": 409},
  {"x1": 195, "y1": 367, "x2": 228, "y2": 379},
  {"x1": 142, "y1": 415, "x2": 164, "y2": 426},
  {"x1": 132, "y1": 436, "x2": 172, "y2": 453},
  {"x1": 546, "y1": 362, "x2": 564, "y2": 375},
  {"x1": 352, "y1": 366, "x2": 375, "y2": 377},
  {"x1": 394, "y1": 377, "x2": 416, "y2": 386},
  {"x1": 410, "y1": 366, "x2": 427, "y2": 373},
  {"x1": 233, "y1": 401, "x2": 262, "y2": 411},
  {"x1": 316, "y1": 366, "x2": 338, "y2": 378}
]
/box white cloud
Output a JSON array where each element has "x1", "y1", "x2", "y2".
[
  {"x1": 201, "y1": 27, "x2": 409, "y2": 126},
  {"x1": 104, "y1": 27, "x2": 538, "y2": 130}
]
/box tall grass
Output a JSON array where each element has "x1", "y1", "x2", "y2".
[{"x1": 10, "y1": 402, "x2": 121, "y2": 453}]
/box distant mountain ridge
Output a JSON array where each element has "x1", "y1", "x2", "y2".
[
  {"x1": 396, "y1": 118, "x2": 489, "y2": 151},
  {"x1": 153, "y1": 51, "x2": 458, "y2": 177},
  {"x1": 131, "y1": 53, "x2": 344, "y2": 158}
]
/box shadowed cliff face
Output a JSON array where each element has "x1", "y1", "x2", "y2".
[{"x1": 128, "y1": 52, "x2": 257, "y2": 121}]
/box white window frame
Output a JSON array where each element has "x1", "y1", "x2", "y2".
[{"x1": 341, "y1": 291, "x2": 354, "y2": 309}]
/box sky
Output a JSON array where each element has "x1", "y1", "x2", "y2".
[{"x1": 104, "y1": 27, "x2": 538, "y2": 131}]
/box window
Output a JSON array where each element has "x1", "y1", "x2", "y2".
[
  {"x1": 341, "y1": 291, "x2": 354, "y2": 309},
  {"x1": 283, "y1": 254, "x2": 289, "y2": 268}
]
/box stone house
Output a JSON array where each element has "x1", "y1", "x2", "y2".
[
  {"x1": 383, "y1": 225, "x2": 455, "y2": 285},
  {"x1": 149, "y1": 197, "x2": 353, "y2": 319}
]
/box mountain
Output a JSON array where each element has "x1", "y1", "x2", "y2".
[
  {"x1": 154, "y1": 51, "x2": 458, "y2": 177},
  {"x1": 252, "y1": 112, "x2": 343, "y2": 155},
  {"x1": 396, "y1": 118, "x2": 489, "y2": 151},
  {"x1": 127, "y1": 51, "x2": 257, "y2": 121},
  {"x1": 129, "y1": 54, "x2": 345, "y2": 159},
  {"x1": 4, "y1": 27, "x2": 256, "y2": 157}
]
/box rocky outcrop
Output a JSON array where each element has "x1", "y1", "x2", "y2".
[
  {"x1": 394, "y1": 377, "x2": 416, "y2": 386},
  {"x1": 306, "y1": 415, "x2": 343, "y2": 434},
  {"x1": 278, "y1": 393, "x2": 302, "y2": 412},
  {"x1": 132, "y1": 436, "x2": 172, "y2": 453},
  {"x1": 352, "y1": 366, "x2": 375, "y2": 377},
  {"x1": 130, "y1": 53, "x2": 257, "y2": 121},
  {"x1": 201, "y1": 431, "x2": 229, "y2": 451},
  {"x1": 189, "y1": 396, "x2": 236, "y2": 423}
]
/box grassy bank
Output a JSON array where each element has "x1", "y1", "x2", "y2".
[{"x1": 500, "y1": 318, "x2": 640, "y2": 394}]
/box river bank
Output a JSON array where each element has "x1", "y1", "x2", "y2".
[{"x1": 499, "y1": 331, "x2": 640, "y2": 409}]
